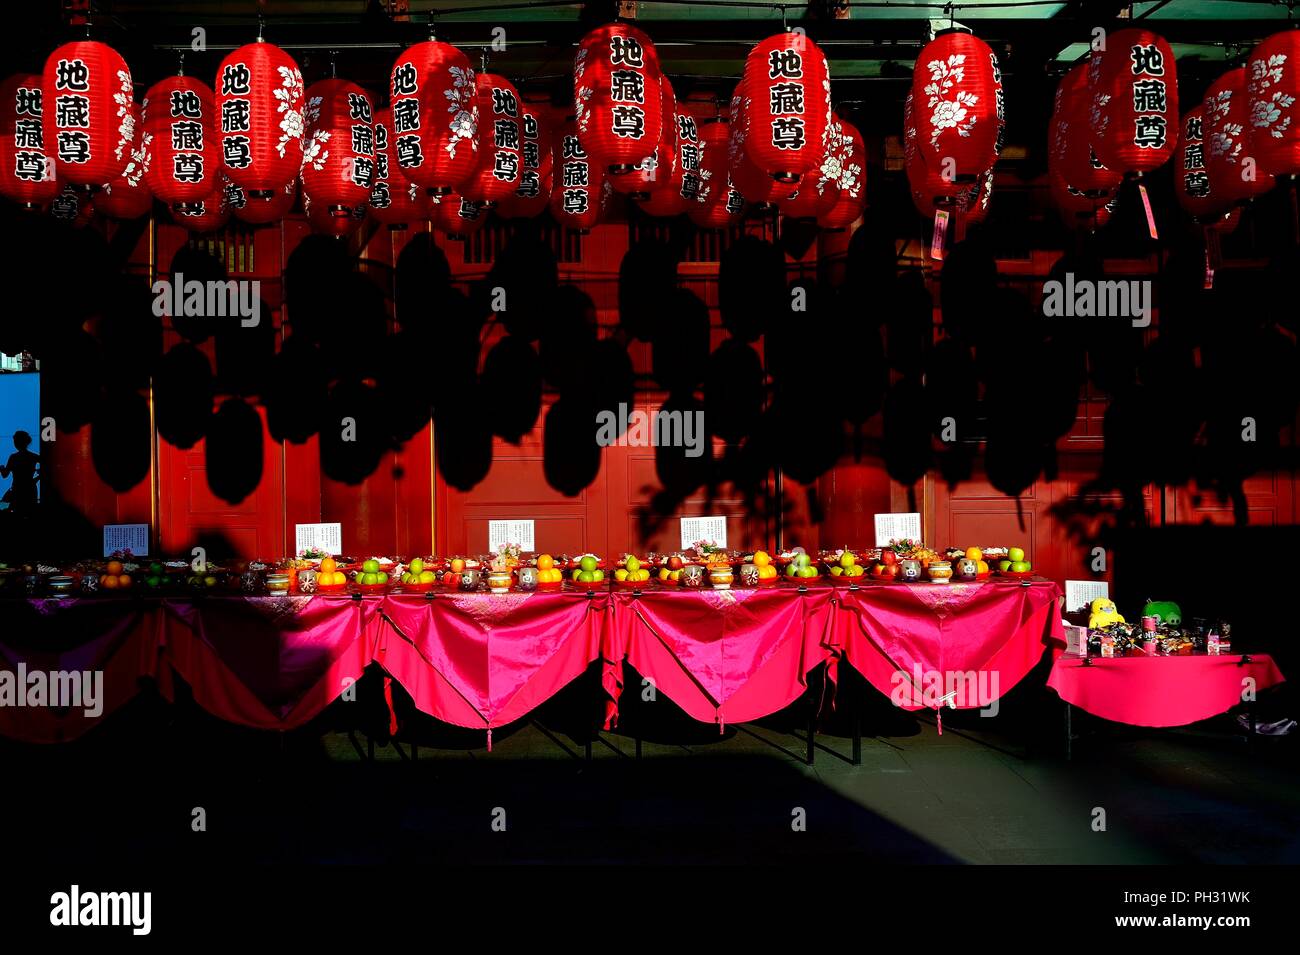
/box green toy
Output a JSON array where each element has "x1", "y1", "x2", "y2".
[{"x1": 1142, "y1": 600, "x2": 1182, "y2": 626}]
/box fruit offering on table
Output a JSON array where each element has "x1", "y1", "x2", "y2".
[
  {"x1": 142, "y1": 561, "x2": 167, "y2": 589},
  {"x1": 826, "y1": 549, "x2": 866, "y2": 579},
  {"x1": 889, "y1": 539, "x2": 941, "y2": 567},
  {"x1": 996, "y1": 546, "x2": 1032, "y2": 575},
  {"x1": 183, "y1": 561, "x2": 224, "y2": 589},
  {"x1": 658, "y1": 553, "x2": 688, "y2": 584},
  {"x1": 752, "y1": 550, "x2": 779, "y2": 583},
  {"x1": 357, "y1": 558, "x2": 390, "y2": 589},
  {"x1": 925, "y1": 560, "x2": 953, "y2": 583},
  {"x1": 316, "y1": 556, "x2": 348, "y2": 589},
  {"x1": 534, "y1": 553, "x2": 565, "y2": 586},
  {"x1": 784, "y1": 551, "x2": 819, "y2": 579},
  {"x1": 99, "y1": 559, "x2": 133, "y2": 591},
  {"x1": 614, "y1": 555, "x2": 652, "y2": 584},
  {"x1": 944, "y1": 547, "x2": 991, "y2": 577},
  {"x1": 572, "y1": 554, "x2": 605, "y2": 586},
  {"x1": 399, "y1": 557, "x2": 439, "y2": 589}
]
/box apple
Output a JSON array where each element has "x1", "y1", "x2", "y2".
[
  {"x1": 873, "y1": 563, "x2": 886, "y2": 575},
  {"x1": 580, "y1": 555, "x2": 598, "y2": 573},
  {"x1": 667, "y1": 555, "x2": 684, "y2": 571},
  {"x1": 797, "y1": 566, "x2": 817, "y2": 579},
  {"x1": 794, "y1": 552, "x2": 810, "y2": 569},
  {"x1": 880, "y1": 549, "x2": 897, "y2": 566},
  {"x1": 362, "y1": 559, "x2": 380, "y2": 575},
  {"x1": 572, "y1": 568, "x2": 583, "y2": 581},
  {"x1": 1010, "y1": 561, "x2": 1031, "y2": 573},
  {"x1": 1007, "y1": 547, "x2": 1025, "y2": 564},
  {"x1": 408, "y1": 558, "x2": 424, "y2": 576},
  {"x1": 998, "y1": 559, "x2": 1013, "y2": 572},
  {"x1": 786, "y1": 564, "x2": 799, "y2": 578},
  {"x1": 376, "y1": 572, "x2": 389, "y2": 585},
  {"x1": 419, "y1": 570, "x2": 436, "y2": 584}
]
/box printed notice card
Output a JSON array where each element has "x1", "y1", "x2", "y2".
[
  {"x1": 874, "y1": 513, "x2": 922, "y2": 547},
  {"x1": 681, "y1": 516, "x2": 727, "y2": 551},
  {"x1": 295, "y1": 523, "x2": 343, "y2": 556},
  {"x1": 1064, "y1": 580, "x2": 1110, "y2": 614},
  {"x1": 489, "y1": 520, "x2": 535, "y2": 553},
  {"x1": 103, "y1": 524, "x2": 149, "y2": 558}
]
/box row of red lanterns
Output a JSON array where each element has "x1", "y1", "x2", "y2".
[{"x1": 1, "y1": 26, "x2": 867, "y2": 234}]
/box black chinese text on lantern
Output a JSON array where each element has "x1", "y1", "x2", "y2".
[
  {"x1": 575, "y1": 22, "x2": 664, "y2": 178},
  {"x1": 464, "y1": 72, "x2": 523, "y2": 206},
  {"x1": 389, "y1": 40, "x2": 479, "y2": 197},
  {"x1": 741, "y1": 31, "x2": 831, "y2": 185},
  {"x1": 143, "y1": 75, "x2": 219, "y2": 211},
  {"x1": 369, "y1": 106, "x2": 431, "y2": 227},
  {"x1": 301, "y1": 79, "x2": 375, "y2": 216},
  {"x1": 1088, "y1": 28, "x2": 1178, "y2": 176},
  {"x1": 41, "y1": 40, "x2": 133, "y2": 187},
  {"x1": 551, "y1": 115, "x2": 602, "y2": 232},
  {"x1": 0, "y1": 73, "x2": 59, "y2": 208},
  {"x1": 215, "y1": 40, "x2": 304, "y2": 198}
]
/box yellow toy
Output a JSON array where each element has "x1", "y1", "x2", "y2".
[{"x1": 1087, "y1": 597, "x2": 1125, "y2": 629}]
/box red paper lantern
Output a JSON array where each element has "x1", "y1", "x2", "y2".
[
  {"x1": 431, "y1": 191, "x2": 487, "y2": 236},
  {"x1": 389, "y1": 40, "x2": 479, "y2": 196},
  {"x1": 609, "y1": 74, "x2": 677, "y2": 197},
  {"x1": 729, "y1": 82, "x2": 790, "y2": 206},
  {"x1": 1053, "y1": 65, "x2": 1122, "y2": 196},
  {"x1": 574, "y1": 22, "x2": 663, "y2": 176},
  {"x1": 170, "y1": 177, "x2": 230, "y2": 232},
  {"x1": 551, "y1": 116, "x2": 602, "y2": 232},
  {"x1": 689, "y1": 117, "x2": 745, "y2": 228},
  {"x1": 815, "y1": 117, "x2": 867, "y2": 230},
  {"x1": 1050, "y1": 172, "x2": 1115, "y2": 231},
  {"x1": 638, "y1": 108, "x2": 701, "y2": 216},
  {"x1": 300, "y1": 79, "x2": 375, "y2": 217},
  {"x1": 904, "y1": 92, "x2": 963, "y2": 214},
  {"x1": 780, "y1": 112, "x2": 859, "y2": 219},
  {"x1": 910, "y1": 31, "x2": 1001, "y2": 185},
  {"x1": 0, "y1": 73, "x2": 59, "y2": 208},
  {"x1": 1173, "y1": 106, "x2": 1228, "y2": 223},
  {"x1": 1089, "y1": 28, "x2": 1178, "y2": 176},
  {"x1": 305, "y1": 193, "x2": 366, "y2": 236},
  {"x1": 1246, "y1": 31, "x2": 1300, "y2": 177},
  {"x1": 463, "y1": 73, "x2": 523, "y2": 206},
  {"x1": 49, "y1": 183, "x2": 94, "y2": 226},
  {"x1": 231, "y1": 176, "x2": 296, "y2": 224},
  {"x1": 96, "y1": 103, "x2": 152, "y2": 219},
  {"x1": 1203, "y1": 67, "x2": 1275, "y2": 207},
  {"x1": 41, "y1": 41, "x2": 133, "y2": 187},
  {"x1": 740, "y1": 31, "x2": 831, "y2": 185},
  {"x1": 215, "y1": 41, "x2": 305, "y2": 196},
  {"x1": 143, "y1": 75, "x2": 219, "y2": 210},
  {"x1": 369, "y1": 107, "x2": 431, "y2": 227},
  {"x1": 497, "y1": 101, "x2": 552, "y2": 219}
]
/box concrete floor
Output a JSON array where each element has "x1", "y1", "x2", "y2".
[{"x1": 5, "y1": 680, "x2": 1297, "y2": 865}]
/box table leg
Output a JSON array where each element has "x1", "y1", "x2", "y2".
[
  {"x1": 806, "y1": 706, "x2": 816, "y2": 766},
  {"x1": 852, "y1": 706, "x2": 862, "y2": 766},
  {"x1": 1064, "y1": 702, "x2": 1073, "y2": 762}
]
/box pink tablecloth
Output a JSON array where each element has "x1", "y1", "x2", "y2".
[
  {"x1": 605, "y1": 581, "x2": 836, "y2": 728},
  {"x1": 1048, "y1": 653, "x2": 1286, "y2": 727},
  {"x1": 830, "y1": 580, "x2": 1063, "y2": 711},
  {"x1": 377, "y1": 590, "x2": 609, "y2": 742}
]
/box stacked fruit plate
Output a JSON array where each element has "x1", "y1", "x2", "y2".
[
  {"x1": 315, "y1": 557, "x2": 349, "y2": 592},
  {"x1": 355, "y1": 558, "x2": 392, "y2": 592},
  {"x1": 569, "y1": 554, "x2": 606, "y2": 588},
  {"x1": 655, "y1": 554, "x2": 689, "y2": 584},
  {"x1": 868, "y1": 550, "x2": 902, "y2": 582},
  {"x1": 614, "y1": 555, "x2": 652, "y2": 587},
  {"x1": 397, "y1": 557, "x2": 440, "y2": 591},
  {"x1": 823, "y1": 549, "x2": 867, "y2": 584},
  {"x1": 992, "y1": 546, "x2": 1034, "y2": 579},
  {"x1": 534, "y1": 554, "x2": 565, "y2": 588}
]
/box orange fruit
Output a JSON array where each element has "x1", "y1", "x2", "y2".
[
  {"x1": 450, "y1": 558, "x2": 466, "y2": 574},
  {"x1": 117, "y1": 574, "x2": 132, "y2": 588},
  {"x1": 106, "y1": 560, "x2": 124, "y2": 576},
  {"x1": 320, "y1": 557, "x2": 337, "y2": 575},
  {"x1": 753, "y1": 550, "x2": 771, "y2": 567},
  {"x1": 537, "y1": 554, "x2": 554, "y2": 571},
  {"x1": 976, "y1": 560, "x2": 989, "y2": 574},
  {"x1": 964, "y1": 547, "x2": 982, "y2": 562},
  {"x1": 101, "y1": 575, "x2": 120, "y2": 589}
]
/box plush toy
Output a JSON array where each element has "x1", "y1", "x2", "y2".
[
  {"x1": 1142, "y1": 600, "x2": 1182, "y2": 626},
  {"x1": 1088, "y1": 597, "x2": 1126, "y2": 629}
]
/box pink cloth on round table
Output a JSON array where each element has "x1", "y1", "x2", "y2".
[
  {"x1": 376, "y1": 589, "x2": 608, "y2": 731},
  {"x1": 605, "y1": 582, "x2": 836, "y2": 726},
  {"x1": 830, "y1": 580, "x2": 1063, "y2": 709},
  {"x1": 1048, "y1": 653, "x2": 1286, "y2": 727}
]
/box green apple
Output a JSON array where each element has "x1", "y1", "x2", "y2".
[
  {"x1": 376, "y1": 572, "x2": 389, "y2": 584},
  {"x1": 146, "y1": 576, "x2": 161, "y2": 588},
  {"x1": 786, "y1": 564, "x2": 798, "y2": 578},
  {"x1": 418, "y1": 570, "x2": 436, "y2": 584},
  {"x1": 998, "y1": 559, "x2": 1013, "y2": 572},
  {"x1": 408, "y1": 558, "x2": 423, "y2": 576},
  {"x1": 830, "y1": 566, "x2": 843, "y2": 576},
  {"x1": 591, "y1": 569, "x2": 604, "y2": 582},
  {"x1": 1010, "y1": 561, "x2": 1031, "y2": 573},
  {"x1": 362, "y1": 559, "x2": 380, "y2": 574},
  {"x1": 794, "y1": 552, "x2": 810, "y2": 569},
  {"x1": 203, "y1": 576, "x2": 218, "y2": 587},
  {"x1": 1007, "y1": 547, "x2": 1025, "y2": 564},
  {"x1": 797, "y1": 566, "x2": 817, "y2": 579},
  {"x1": 572, "y1": 568, "x2": 583, "y2": 581},
  {"x1": 615, "y1": 568, "x2": 629, "y2": 582},
  {"x1": 580, "y1": 555, "x2": 598, "y2": 573}
]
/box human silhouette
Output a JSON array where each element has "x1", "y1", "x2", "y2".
[{"x1": 0, "y1": 431, "x2": 39, "y2": 515}]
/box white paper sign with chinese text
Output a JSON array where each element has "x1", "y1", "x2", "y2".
[
  {"x1": 681, "y1": 516, "x2": 727, "y2": 552},
  {"x1": 489, "y1": 520, "x2": 535, "y2": 553},
  {"x1": 1065, "y1": 580, "x2": 1110, "y2": 614},
  {"x1": 103, "y1": 524, "x2": 149, "y2": 558},
  {"x1": 874, "y1": 513, "x2": 922, "y2": 547},
  {"x1": 295, "y1": 523, "x2": 342, "y2": 556}
]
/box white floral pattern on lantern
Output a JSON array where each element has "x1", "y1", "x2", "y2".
[
  {"x1": 113, "y1": 70, "x2": 134, "y2": 161},
  {"x1": 924, "y1": 54, "x2": 978, "y2": 149},
  {"x1": 1207, "y1": 89, "x2": 1244, "y2": 163},
  {"x1": 121, "y1": 129, "x2": 151, "y2": 186},
  {"x1": 302, "y1": 129, "x2": 331, "y2": 171},
  {"x1": 275, "y1": 65, "x2": 305, "y2": 158},
  {"x1": 444, "y1": 65, "x2": 477, "y2": 159}
]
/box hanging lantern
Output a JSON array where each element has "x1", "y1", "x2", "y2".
[
  {"x1": 369, "y1": 107, "x2": 431, "y2": 227},
  {"x1": 1173, "y1": 106, "x2": 1229, "y2": 223},
  {"x1": 497, "y1": 101, "x2": 552, "y2": 219},
  {"x1": 305, "y1": 193, "x2": 366, "y2": 236},
  {"x1": 1246, "y1": 31, "x2": 1300, "y2": 177},
  {"x1": 574, "y1": 21, "x2": 664, "y2": 178},
  {"x1": 638, "y1": 107, "x2": 701, "y2": 216},
  {"x1": 909, "y1": 30, "x2": 1001, "y2": 185},
  {"x1": 232, "y1": 175, "x2": 296, "y2": 224},
  {"x1": 463, "y1": 72, "x2": 523, "y2": 206},
  {"x1": 389, "y1": 40, "x2": 479, "y2": 197},
  {"x1": 1049, "y1": 106, "x2": 1115, "y2": 228},
  {"x1": 729, "y1": 81, "x2": 791, "y2": 206},
  {"x1": 431, "y1": 191, "x2": 487, "y2": 236},
  {"x1": 904, "y1": 92, "x2": 962, "y2": 214},
  {"x1": 739, "y1": 31, "x2": 831, "y2": 185},
  {"x1": 608, "y1": 74, "x2": 676, "y2": 197},
  {"x1": 1050, "y1": 172, "x2": 1116, "y2": 232},
  {"x1": 171, "y1": 176, "x2": 230, "y2": 232},
  {"x1": 215, "y1": 40, "x2": 304, "y2": 197},
  {"x1": 1089, "y1": 28, "x2": 1178, "y2": 176},
  {"x1": 780, "y1": 112, "x2": 857, "y2": 219},
  {"x1": 300, "y1": 79, "x2": 375, "y2": 217},
  {"x1": 689, "y1": 117, "x2": 745, "y2": 228},
  {"x1": 96, "y1": 103, "x2": 152, "y2": 219},
  {"x1": 0, "y1": 73, "x2": 59, "y2": 208},
  {"x1": 1053, "y1": 65, "x2": 1122, "y2": 196},
  {"x1": 815, "y1": 117, "x2": 866, "y2": 230},
  {"x1": 1203, "y1": 67, "x2": 1275, "y2": 207},
  {"x1": 551, "y1": 115, "x2": 602, "y2": 232},
  {"x1": 50, "y1": 183, "x2": 94, "y2": 226},
  {"x1": 143, "y1": 75, "x2": 220, "y2": 211},
  {"x1": 41, "y1": 40, "x2": 133, "y2": 187}
]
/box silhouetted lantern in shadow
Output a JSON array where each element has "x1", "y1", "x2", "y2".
[{"x1": 1202, "y1": 67, "x2": 1274, "y2": 207}]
